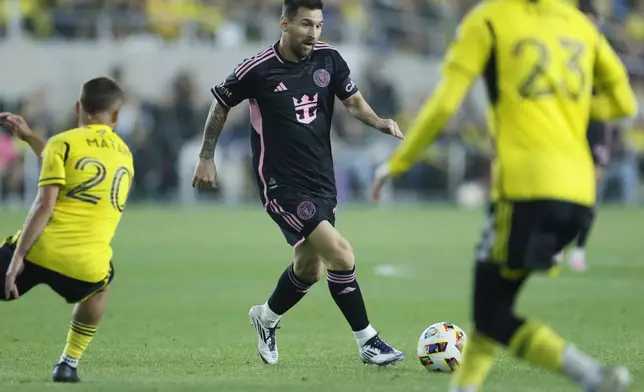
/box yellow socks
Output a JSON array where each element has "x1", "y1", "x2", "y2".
[
  {"x1": 509, "y1": 321, "x2": 565, "y2": 371},
  {"x1": 451, "y1": 331, "x2": 497, "y2": 390},
  {"x1": 59, "y1": 321, "x2": 98, "y2": 368}
]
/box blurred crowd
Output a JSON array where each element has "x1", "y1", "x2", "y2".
[
  {"x1": 1, "y1": 0, "x2": 482, "y2": 55},
  {"x1": 1, "y1": 0, "x2": 644, "y2": 55},
  {"x1": 1, "y1": 0, "x2": 644, "y2": 207}
]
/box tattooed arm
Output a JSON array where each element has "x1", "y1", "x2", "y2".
[
  {"x1": 198, "y1": 99, "x2": 231, "y2": 160},
  {"x1": 192, "y1": 99, "x2": 230, "y2": 189}
]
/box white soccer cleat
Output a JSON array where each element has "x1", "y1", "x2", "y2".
[
  {"x1": 569, "y1": 248, "x2": 588, "y2": 272},
  {"x1": 590, "y1": 366, "x2": 632, "y2": 392},
  {"x1": 448, "y1": 386, "x2": 478, "y2": 392},
  {"x1": 554, "y1": 250, "x2": 564, "y2": 264},
  {"x1": 359, "y1": 334, "x2": 404, "y2": 366},
  {"x1": 248, "y1": 305, "x2": 279, "y2": 365}
]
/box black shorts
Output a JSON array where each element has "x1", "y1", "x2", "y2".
[
  {"x1": 0, "y1": 242, "x2": 114, "y2": 304},
  {"x1": 587, "y1": 121, "x2": 609, "y2": 167},
  {"x1": 265, "y1": 192, "x2": 337, "y2": 247},
  {"x1": 475, "y1": 200, "x2": 591, "y2": 274}
]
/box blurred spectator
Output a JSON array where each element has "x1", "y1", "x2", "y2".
[
  {"x1": 19, "y1": 87, "x2": 56, "y2": 139},
  {"x1": 0, "y1": 0, "x2": 461, "y2": 55},
  {"x1": 153, "y1": 70, "x2": 204, "y2": 197},
  {"x1": 0, "y1": 127, "x2": 19, "y2": 175},
  {"x1": 1, "y1": 0, "x2": 643, "y2": 206},
  {"x1": 598, "y1": 75, "x2": 644, "y2": 205},
  {"x1": 0, "y1": 98, "x2": 23, "y2": 206},
  {"x1": 333, "y1": 59, "x2": 401, "y2": 202}
]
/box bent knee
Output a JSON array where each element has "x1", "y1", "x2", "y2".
[
  {"x1": 474, "y1": 305, "x2": 522, "y2": 346},
  {"x1": 293, "y1": 244, "x2": 325, "y2": 284},
  {"x1": 323, "y1": 237, "x2": 355, "y2": 271},
  {"x1": 293, "y1": 259, "x2": 324, "y2": 284}
]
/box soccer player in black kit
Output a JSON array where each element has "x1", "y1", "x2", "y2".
[{"x1": 192, "y1": 0, "x2": 405, "y2": 366}]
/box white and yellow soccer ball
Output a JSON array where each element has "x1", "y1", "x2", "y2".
[{"x1": 417, "y1": 322, "x2": 467, "y2": 372}]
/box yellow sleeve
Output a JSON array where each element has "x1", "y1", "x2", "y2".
[
  {"x1": 591, "y1": 34, "x2": 638, "y2": 121},
  {"x1": 387, "y1": 10, "x2": 492, "y2": 176},
  {"x1": 38, "y1": 139, "x2": 67, "y2": 187}
]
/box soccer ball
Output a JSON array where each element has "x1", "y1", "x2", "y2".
[{"x1": 417, "y1": 322, "x2": 467, "y2": 372}]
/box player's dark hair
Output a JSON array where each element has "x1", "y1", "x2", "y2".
[
  {"x1": 80, "y1": 77, "x2": 124, "y2": 115},
  {"x1": 578, "y1": 0, "x2": 598, "y2": 17},
  {"x1": 282, "y1": 0, "x2": 324, "y2": 20}
]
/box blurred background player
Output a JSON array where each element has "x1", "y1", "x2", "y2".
[
  {"x1": 192, "y1": 0, "x2": 405, "y2": 367},
  {"x1": 0, "y1": 77, "x2": 133, "y2": 383},
  {"x1": 371, "y1": 0, "x2": 637, "y2": 391},
  {"x1": 554, "y1": 0, "x2": 612, "y2": 272}
]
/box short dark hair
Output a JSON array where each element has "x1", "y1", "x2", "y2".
[
  {"x1": 80, "y1": 77, "x2": 124, "y2": 115},
  {"x1": 282, "y1": 0, "x2": 324, "y2": 20},
  {"x1": 578, "y1": 0, "x2": 598, "y2": 17}
]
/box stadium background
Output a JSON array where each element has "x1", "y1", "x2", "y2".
[{"x1": 1, "y1": 1, "x2": 643, "y2": 391}]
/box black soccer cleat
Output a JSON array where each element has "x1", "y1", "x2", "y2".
[{"x1": 52, "y1": 362, "x2": 81, "y2": 383}]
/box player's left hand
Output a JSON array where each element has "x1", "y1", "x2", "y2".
[
  {"x1": 4, "y1": 254, "x2": 25, "y2": 300},
  {"x1": 377, "y1": 119, "x2": 405, "y2": 140},
  {"x1": 371, "y1": 163, "x2": 391, "y2": 203},
  {"x1": 0, "y1": 112, "x2": 34, "y2": 141}
]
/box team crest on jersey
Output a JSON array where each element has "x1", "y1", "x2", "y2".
[
  {"x1": 313, "y1": 69, "x2": 331, "y2": 88},
  {"x1": 296, "y1": 201, "x2": 317, "y2": 220}
]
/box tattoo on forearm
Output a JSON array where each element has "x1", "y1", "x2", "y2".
[{"x1": 199, "y1": 100, "x2": 229, "y2": 159}]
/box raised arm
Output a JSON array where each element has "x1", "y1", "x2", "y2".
[
  {"x1": 384, "y1": 10, "x2": 492, "y2": 178},
  {"x1": 332, "y1": 53, "x2": 404, "y2": 139},
  {"x1": 0, "y1": 113, "x2": 47, "y2": 157},
  {"x1": 371, "y1": 9, "x2": 492, "y2": 201},
  {"x1": 341, "y1": 92, "x2": 404, "y2": 139}
]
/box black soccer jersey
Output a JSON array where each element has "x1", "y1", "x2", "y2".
[{"x1": 211, "y1": 41, "x2": 358, "y2": 205}]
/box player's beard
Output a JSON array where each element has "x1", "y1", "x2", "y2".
[{"x1": 296, "y1": 39, "x2": 316, "y2": 59}]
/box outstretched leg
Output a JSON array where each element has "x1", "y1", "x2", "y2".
[
  {"x1": 452, "y1": 263, "x2": 629, "y2": 392},
  {"x1": 452, "y1": 201, "x2": 630, "y2": 392},
  {"x1": 307, "y1": 221, "x2": 404, "y2": 366}
]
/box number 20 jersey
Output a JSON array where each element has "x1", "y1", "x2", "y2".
[
  {"x1": 28, "y1": 124, "x2": 134, "y2": 282},
  {"x1": 448, "y1": 0, "x2": 629, "y2": 206}
]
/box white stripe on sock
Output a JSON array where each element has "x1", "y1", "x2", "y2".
[{"x1": 59, "y1": 354, "x2": 79, "y2": 368}]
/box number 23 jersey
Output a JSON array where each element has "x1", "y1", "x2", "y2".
[
  {"x1": 28, "y1": 124, "x2": 134, "y2": 282},
  {"x1": 448, "y1": 0, "x2": 628, "y2": 206}
]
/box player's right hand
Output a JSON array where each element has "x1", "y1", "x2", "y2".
[
  {"x1": 192, "y1": 158, "x2": 218, "y2": 189},
  {"x1": 4, "y1": 255, "x2": 24, "y2": 300},
  {"x1": 0, "y1": 112, "x2": 34, "y2": 141}
]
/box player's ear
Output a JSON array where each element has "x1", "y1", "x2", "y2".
[
  {"x1": 280, "y1": 16, "x2": 288, "y2": 32},
  {"x1": 75, "y1": 101, "x2": 80, "y2": 117},
  {"x1": 111, "y1": 109, "x2": 119, "y2": 125}
]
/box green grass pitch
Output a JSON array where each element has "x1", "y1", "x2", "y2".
[{"x1": 0, "y1": 205, "x2": 642, "y2": 391}]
